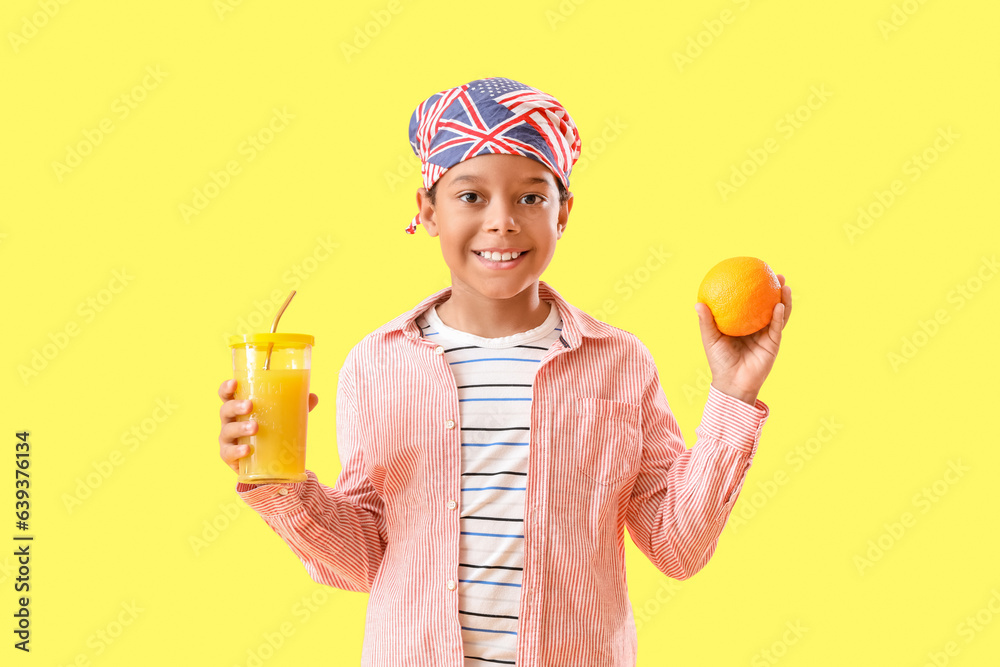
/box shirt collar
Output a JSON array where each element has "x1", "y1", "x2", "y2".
[{"x1": 372, "y1": 280, "x2": 615, "y2": 348}]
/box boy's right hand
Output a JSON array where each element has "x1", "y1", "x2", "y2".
[{"x1": 218, "y1": 378, "x2": 319, "y2": 474}]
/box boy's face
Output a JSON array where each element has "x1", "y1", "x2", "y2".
[{"x1": 415, "y1": 153, "x2": 573, "y2": 302}]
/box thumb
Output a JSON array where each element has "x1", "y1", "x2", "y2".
[
  {"x1": 766, "y1": 302, "x2": 784, "y2": 347},
  {"x1": 695, "y1": 302, "x2": 721, "y2": 343}
]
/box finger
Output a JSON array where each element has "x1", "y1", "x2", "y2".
[
  {"x1": 221, "y1": 442, "x2": 251, "y2": 468},
  {"x1": 768, "y1": 302, "x2": 785, "y2": 346},
  {"x1": 308, "y1": 393, "x2": 319, "y2": 412},
  {"x1": 781, "y1": 284, "x2": 792, "y2": 327},
  {"x1": 695, "y1": 302, "x2": 723, "y2": 344},
  {"x1": 221, "y1": 419, "x2": 256, "y2": 445},
  {"x1": 218, "y1": 380, "x2": 254, "y2": 422},
  {"x1": 219, "y1": 433, "x2": 253, "y2": 472},
  {"x1": 218, "y1": 378, "x2": 237, "y2": 402},
  {"x1": 777, "y1": 273, "x2": 785, "y2": 287},
  {"x1": 220, "y1": 396, "x2": 253, "y2": 423}
]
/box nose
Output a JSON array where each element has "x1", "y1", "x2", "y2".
[{"x1": 482, "y1": 199, "x2": 519, "y2": 233}]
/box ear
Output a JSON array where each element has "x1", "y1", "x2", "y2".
[
  {"x1": 556, "y1": 192, "x2": 572, "y2": 240},
  {"x1": 415, "y1": 187, "x2": 438, "y2": 237}
]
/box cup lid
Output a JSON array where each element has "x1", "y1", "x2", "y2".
[{"x1": 228, "y1": 333, "x2": 314, "y2": 347}]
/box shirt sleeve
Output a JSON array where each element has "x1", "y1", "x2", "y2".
[
  {"x1": 234, "y1": 357, "x2": 387, "y2": 592},
  {"x1": 625, "y1": 362, "x2": 768, "y2": 580}
]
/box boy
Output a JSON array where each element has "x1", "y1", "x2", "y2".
[{"x1": 217, "y1": 76, "x2": 792, "y2": 666}]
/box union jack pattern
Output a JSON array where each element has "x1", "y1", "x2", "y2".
[{"x1": 406, "y1": 77, "x2": 582, "y2": 234}]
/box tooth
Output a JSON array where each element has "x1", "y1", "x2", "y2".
[{"x1": 478, "y1": 250, "x2": 523, "y2": 261}]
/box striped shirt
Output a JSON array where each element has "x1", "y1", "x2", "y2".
[
  {"x1": 235, "y1": 279, "x2": 770, "y2": 666},
  {"x1": 418, "y1": 301, "x2": 563, "y2": 665}
]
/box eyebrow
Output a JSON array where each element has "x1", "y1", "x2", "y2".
[{"x1": 448, "y1": 175, "x2": 552, "y2": 186}]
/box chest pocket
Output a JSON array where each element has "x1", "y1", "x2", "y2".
[{"x1": 574, "y1": 397, "x2": 641, "y2": 485}]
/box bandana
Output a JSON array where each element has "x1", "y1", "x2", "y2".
[{"x1": 405, "y1": 77, "x2": 582, "y2": 234}]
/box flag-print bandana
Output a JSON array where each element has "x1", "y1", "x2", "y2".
[{"x1": 405, "y1": 77, "x2": 582, "y2": 234}]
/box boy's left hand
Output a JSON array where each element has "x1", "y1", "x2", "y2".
[{"x1": 694, "y1": 274, "x2": 792, "y2": 405}]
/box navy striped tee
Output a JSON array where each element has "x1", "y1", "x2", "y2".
[{"x1": 417, "y1": 300, "x2": 563, "y2": 666}]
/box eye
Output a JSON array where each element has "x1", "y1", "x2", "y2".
[
  {"x1": 520, "y1": 194, "x2": 545, "y2": 205},
  {"x1": 458, "y1": 192, "x2": 481, "y2": 203}
]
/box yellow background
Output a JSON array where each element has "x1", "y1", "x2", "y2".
[{"x1": 2, "y1": 0, "x2": 998, "y2": 664}]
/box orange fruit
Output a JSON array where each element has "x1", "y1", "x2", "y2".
[{"x1": 697, "y1": 256, "x2": 781, "y2": 336}]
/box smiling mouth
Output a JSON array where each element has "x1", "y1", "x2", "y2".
[{"x1": 474, "y1": 250, "x2": 528, "y2": 262}]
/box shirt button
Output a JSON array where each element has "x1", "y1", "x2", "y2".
[
  {"x1": 447, "y1": 579, "x2": 456, "y2": 590},
  {"x1": 434, "y1": 345, "x2": 445, "y2": 355},
  {"x1": 444, "y1": 419, "x2": 455, "y2": 430},
  {"x1": 276, "y1": 488, "x2": 289, "y2": 496},
  {"x1": 446, "y1": 500, "x2": 457, "y2": 510}
]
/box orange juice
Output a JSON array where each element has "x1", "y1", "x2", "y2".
[
  {"x1": 228, "y1": 333, "x2": 313, "y2": 484},
  {"x1": 233, "y1": 368, "x2": 309, "y2": 483}
]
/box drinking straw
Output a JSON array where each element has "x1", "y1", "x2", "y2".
[{"x1": 263, "y1": 290, "x2": 296, "y2": 370}]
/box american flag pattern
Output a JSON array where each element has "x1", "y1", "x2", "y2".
[{"x1": 405, "y1": 77, "x2": 582, "y2": 234}]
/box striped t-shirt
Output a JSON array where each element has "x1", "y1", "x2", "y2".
[{"x1": 416, "y1": 300, "x2": 563, "y2": 666}]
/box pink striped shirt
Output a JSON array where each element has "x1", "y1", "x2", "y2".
[{"x1": 235, "y1": 280, "x2": 769, "y2": 666}]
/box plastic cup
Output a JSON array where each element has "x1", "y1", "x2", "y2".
[{"x1": 228, "y1": 333, "x2": 314, "y2": 484}]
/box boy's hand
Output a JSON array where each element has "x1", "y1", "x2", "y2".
[
  {"x1": 694, "y1": 274, "x2": 792, "y2": 405},
  {"x1": 217, "y1": 378, "x2": 319, "y2": 474}
]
